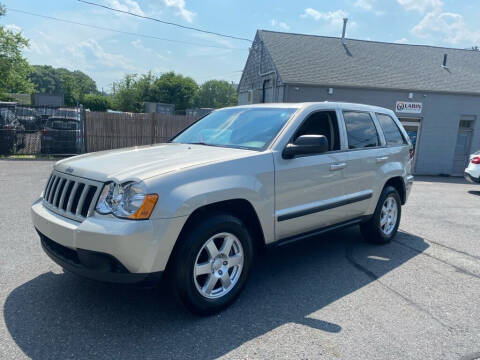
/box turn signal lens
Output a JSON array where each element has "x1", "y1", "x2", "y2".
[
  {"x1": 471, "y1": 156, "x2": 480, "y2": 164},
  {"x1": 127, "y1": 194, "x2": 158, "y2": 220}
]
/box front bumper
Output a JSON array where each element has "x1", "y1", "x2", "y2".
[
  {"x1": 39, "y1": 231, "x2": 162, "y2": 284},
  {"x1": 31, "y1": 198, "x2": 186, "y2": 277}
]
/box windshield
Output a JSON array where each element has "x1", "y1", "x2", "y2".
[
  {"x1": 17, "y1": 108, "x2": 36, "y2": 117},
  {"x1": 172, "y1": 107, "x2": 296, "y2": 150},
  {"x1": 54, "y1": 109, "x2": 80, "y2": 119}
]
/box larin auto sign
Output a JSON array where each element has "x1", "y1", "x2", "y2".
[{"x1": 395, "y1": 101, "x2": 423, "y2": 114}]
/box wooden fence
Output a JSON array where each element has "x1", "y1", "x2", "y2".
[{"x1": 85, "y1": 112, "x2": 198, "y2": 152}]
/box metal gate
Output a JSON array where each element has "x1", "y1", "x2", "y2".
[{"x1": 0, "y1": 103, "x2": 85, "y2": 156}]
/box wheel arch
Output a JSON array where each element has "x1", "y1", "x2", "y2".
[
  {"x1": 383, "y1": 176, "x2": 406, "y2": 205},
  {"x1": 165, "y1": 198, "x2": 266, "y2": 272}
]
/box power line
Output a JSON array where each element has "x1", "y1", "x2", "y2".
[
  {"x1": 6, "y1": 8, "x2": 249, "y2": 51},
  {"x1": 77, "y1": 0, "x2": 252, "y2": 43},
  {"x1": 196, "y1": 70, "x2": 243, "y2": 80}
]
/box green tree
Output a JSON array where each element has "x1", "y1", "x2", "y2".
[
  {"x1": 152, "y1": 71, "x2": 198, "y2": 111},
  {"x1": 134, "y1": 72, "x2": 156, "y2": 103},
  {"x1": 0, "y1": 4, "x2": 35, "y2": 98},
  {"x1": 195, "y1": 80, "x2": 237, "y2": 108},
  {"x1": 28, "y1": 65, "x2": 62, "y2": 94},
  {"x1": 111, "y1": 74, "x2": 143, "y2": 112},
  {"x1": 82, "y1": 93, "x2": 112, "y2": 111},
  {"x1": 72, "y1": 70, "x2": 97, "y2": 97},
  {"x1": 29, "y1": 65, "x2": 98, "y2": 106}
]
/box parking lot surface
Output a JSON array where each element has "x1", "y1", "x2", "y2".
[{"x1": 1, "y1": 160, "x2": 480, "y2": 359}]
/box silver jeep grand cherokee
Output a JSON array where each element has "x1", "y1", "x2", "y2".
[{"x1": 32, "y1": 102, "x2": 414, "y2": 315}]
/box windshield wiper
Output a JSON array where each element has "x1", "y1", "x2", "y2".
[{"x1": 187, "y1": 142, "x2": 216, "y2": 147}]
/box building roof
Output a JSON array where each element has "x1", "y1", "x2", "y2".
[{"x1": 258, "y1": 30, "x2": 480, "y2": 95}]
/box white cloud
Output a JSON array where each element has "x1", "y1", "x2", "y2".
[
  {"x1": 397, "y1": 0, "x2": 442, "y2": 13},
  {"x1": 354, "y1": 0, "x2": 374, "y2": 11},
  {"x1": 354, "y1": 0, "x2": 384, "y2": 15},
  {"x1": 301, "y1": 8, "x2": 349, "y2": 28},
  {"x1": 163, "y1": 0, "x2": 195, "y2": 23},
  {"x1": 25, "y1": 39, "x2": 51, "y2": 56},
  {"x1": 270, "y1": 19, "x2": 290, "y2": 30},
  {"x1": 131, "y1": 39, "x2": 149, "y2": 51},
  {"x1": 411, "y1": 9, "x2": 480, "y2": 44},
  {"x1": 65, "y1": 39, "x2": 135, "y2": 71},
  {"x1": 394, "y1": 37, "x2": 409, "y2": 43},
  {"x1": 4, "y1": 24, "x2": 22, "y2": 33},
  {"x1": 131, "y1": 39, "x2": 168, "y2": 60},
  {"x1": 105, "y1": 0, "x2": 145, "y2": 15}
]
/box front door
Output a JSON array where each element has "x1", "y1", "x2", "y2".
[
  {"x1": 452, "y1": 123, "x2": 473, "y2": 175},
  {"x1": 274, "y1": 110, "x2": 351, "y2": 240}
]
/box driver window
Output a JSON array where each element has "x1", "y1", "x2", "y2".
[{"x1": 293, "y1": 111, "x2": 340, "y2": 151}]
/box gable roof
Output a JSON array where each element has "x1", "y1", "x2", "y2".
[{"x1": 258, "y1": 30, "x2": 480, "y2": 95}]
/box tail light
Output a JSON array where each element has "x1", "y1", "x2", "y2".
[
  {"x1": 41, "y1": 129, "x2": 48, "y2": 135},
  {"x1": 471, "y1": 156, "x2": 480, "y2": 164}
]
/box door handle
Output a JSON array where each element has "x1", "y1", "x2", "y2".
[
  {"x1": 376, "y1": 156, "x2": 389, "y2": 163},
  {"x1": 330, "y1": 163, "x2": 346, "y2": 171}
]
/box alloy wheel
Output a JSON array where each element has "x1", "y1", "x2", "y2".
[
  {"x1": 380, "y1": 196, "x2": 398, "y2": 236},
  {"x1": 193, "y1": 232, "x2": 244, "y2": 299}
]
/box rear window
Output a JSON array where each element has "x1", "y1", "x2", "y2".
[
  {"x1": 48, "y1": 120, "x2": 79, "y2": 130},
  {"x1": 376, "y1": 113, "x2": 406, "y2": 146},
  {"x1": 54, "y1": 110, "x2": 80, "y2": 119},
  {"x1": 343, "y1": 111, "x2": 379, "y2": 149},
  {"x1": 17, "y1": 108, "x2": 36, "y2": 116}
]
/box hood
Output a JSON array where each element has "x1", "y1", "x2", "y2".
[{"x1": 55, "y1": 143, "x2": 256, "y2": 183}]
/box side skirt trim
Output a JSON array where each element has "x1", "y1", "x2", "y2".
[
  {"x1": 277, "y1": 192, "x2": 372, "y2": 222},
  {"x1": 269, "y1": 216, "x2": 371, "y2": 248}
]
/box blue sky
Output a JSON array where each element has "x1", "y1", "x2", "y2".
[{"x1": 2, "y1": 0, "x2": 479, "y2": 91}]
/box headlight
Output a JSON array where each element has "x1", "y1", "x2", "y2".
[{"x1": 96, "y1": 182, "x2": 158, "y2": 220}]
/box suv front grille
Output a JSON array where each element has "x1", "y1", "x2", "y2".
[{"x1": 43, "y1": 170, "x2": 103, "y2": 222}]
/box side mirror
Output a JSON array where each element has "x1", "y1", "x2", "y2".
[{"x1": 282, "y1": 135, "x2": 329, "y2": 159}]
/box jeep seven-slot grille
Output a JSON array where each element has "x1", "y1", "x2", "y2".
[{"x1": 43, "y1": 170, "x2": 103, "y2": 222}]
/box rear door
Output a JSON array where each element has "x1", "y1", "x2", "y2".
[{"x1": 340, "y1": 110, "x2": 384, "y2": 219}]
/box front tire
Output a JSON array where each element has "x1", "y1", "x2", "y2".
[
  {"x1": 170, "y1": 213, "x2": 253, "y2": 315},
  {"x1": 361, "y1": 186, "x2": 401, "y2": 244}
]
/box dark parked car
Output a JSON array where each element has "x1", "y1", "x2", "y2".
[
  {"x1": 41, "y1": 117, "x2": 83, "y2": 154},
  {"x1": 54, "y1": 108, "x2": 81, "y2": 120},
  {"x1": 0, "y1": 108, "x2": 25, "y2": 154},
  {"x1": 36, "y1": 107, "x2": 57, "y2": 128},
  {"x1": 16, "y1": 107, "x2": 39, "y2": 131}
]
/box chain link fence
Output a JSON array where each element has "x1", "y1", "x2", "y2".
[{"x1": 0, "y1": 104, "x2": 85, "y2": 156}]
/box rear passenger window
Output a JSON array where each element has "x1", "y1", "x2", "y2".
[
  {"x1": 376, "y1": 113, "x2": 406, "y2": 146},
  {"x1": 343, "y1": 111, "x2": 379, "y2": 149}
]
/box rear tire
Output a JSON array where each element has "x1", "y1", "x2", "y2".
[
  {"x1": 169, "y1": 212, "x2": 253, "y2": 315},
  {"x1": 361, "y1": 186, "x2": 401, "y2": 244}
]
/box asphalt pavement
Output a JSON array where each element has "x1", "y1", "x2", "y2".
[{"x1": 1, "y1": 160, "x2": 480, "y2": 359}]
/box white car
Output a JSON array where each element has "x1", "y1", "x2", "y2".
[
  {"x1": 465, "y1": 151, "x2": 480, "y2": 183},
  {"x1": 32, "y1": 102, "x2": 413, "y2": 315}
]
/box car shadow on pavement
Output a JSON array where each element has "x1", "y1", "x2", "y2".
[
  {"x1": 4, "y1": 228, "x2": 427, "y2": 359},
  {"x1": 468, "y1": 190, "x2": 480, "y2": 196}
]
